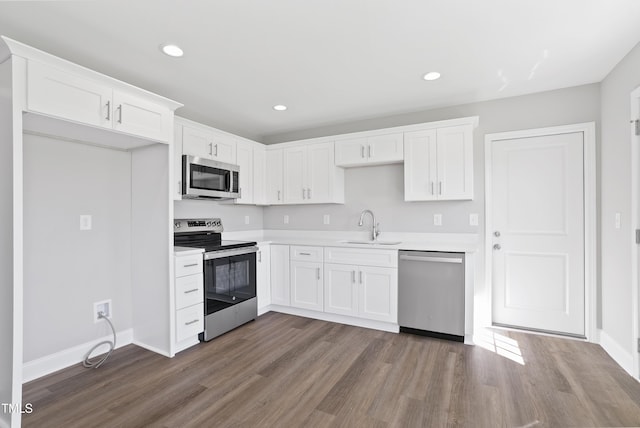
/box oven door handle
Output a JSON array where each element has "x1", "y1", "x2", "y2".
[{"x1": 204, "y1": 246, "x2": 259, "y2": 260}]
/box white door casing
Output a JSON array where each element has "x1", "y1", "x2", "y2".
[
  {"x1": 485, "y1": 123, "x2": 596, "y2": 340},
  {"x1": 630, "y1": 87, "x2": 640, "y2": 379}
]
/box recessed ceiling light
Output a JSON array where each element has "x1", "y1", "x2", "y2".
[
  {"x1": 161, "y1": 44, "x2": 184, "y2": 58},
  {"x1": 423, "y1": 71, "x2": 441, "y2": 81},
  {"x1": 273, "y1": 105, "x2": 287, "y2": 111}
]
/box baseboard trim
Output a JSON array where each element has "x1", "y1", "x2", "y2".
[
  {"x1": 132, "y1": 340, "x2": 172, "y2": 358},
  {"x1": 599, "y1": 329, "x2": 635, "y2": 377},
  {"x1": 269, "y1": 305, "x2": 399, "y2": 333},
  {"x1": 22, "y1": 329, "x2": 133, "y2": 383}
]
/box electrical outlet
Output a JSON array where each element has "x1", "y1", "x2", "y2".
[
  {"x1": 93, "y1": 299, "x2": 112, "y2": 323},
  {"x1": 80, "y1": 214, "x2": 92, "y2": 230},
  {"x1": 244, "y1": 215, "x2": 250, "y2": 225},
  {"x1": 469, "y1": 213, "x2": 479, "y2": 226},
  {"x1": 323, "y1": 214, "x2": 330, "y2": 225},
  {"x1": 284, "y1": 215, "x2": 289, "y2": 224},
  {"x1": 434, "y1": 214, "x2": 442, "y2": 226}
]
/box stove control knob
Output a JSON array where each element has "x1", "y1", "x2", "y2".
[
  {"x1": 174, "y1": 222, "x2": 180, "y2": 229},
  {"x1": 206, "y1": 221, "x2": 212, "y2": 227}
]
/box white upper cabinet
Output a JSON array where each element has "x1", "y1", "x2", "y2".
[
  {"x1": 235, "y1": 140, "x2": 254, "y2": 204},
  {"x1": 266, "y1": 148, "x2": 284, "y2": 205},
  {"x1": 253, "y1": 145, "x2": 267, "y2": 206},
  {"x1": 404, "y1": 124, "x2": 473, "y2": 201},
  {"x1": 182, "y1": 124, "x2": 236, "y2": 164},
  {"x1": 27, "y1": 60, "x2": 176, "y2": 143},
  {"x1": 283, "y1": 142, "x2": 344, "y2": 204},
  {"x1": 335, "y1": 133, "x2": 403, "y2": 167}
]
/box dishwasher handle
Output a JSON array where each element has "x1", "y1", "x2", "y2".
[{"x1": 399, "y1": 254, "x2": 463, "y2": 264}]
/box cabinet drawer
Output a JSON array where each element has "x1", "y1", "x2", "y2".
[
  {"x1": 176, "y1": 303, "x2": 204, "y2": 342},
  {"x1": 175, "y1": 273, "x2": 204, "y2": 310},
  {"x1": 175, "y1": 254, "x2": 203, "y2": 277},
  {"x1": 290, "y1": 245, "x2": 324, "y2": 262},
  {"x1": 324, "y1": 247, "x2": 397, "y2": 268}
]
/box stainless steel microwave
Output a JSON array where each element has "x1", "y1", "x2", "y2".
[{"x1": 182, "y1": 155, "x2": 240, "y2": 200}]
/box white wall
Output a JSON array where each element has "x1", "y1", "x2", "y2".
[
  {"x1": 0, "y1": 57, "x2": 15, "y2": 428},
  {"x1": 174, "y1": 199, "x2": 264, "y2": 231},
  {"x1": 22, "y1": 134, "x2": 132, "y2": 362},
  {"x1": 600, "y1": 41, "x2": 640, "y2": 357},
  {"x1": 264, "y1": 84, "x2": 600, "y2": 235}
]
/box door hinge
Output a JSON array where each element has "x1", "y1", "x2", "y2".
[{"x1": 636, "y1": 229, "x2": 640, "y2": 244}]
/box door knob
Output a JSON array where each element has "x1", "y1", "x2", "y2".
[
  {"x1": 494, "y1": 231, "x2": 501, "y2": 237},
  {"x1": 493, "y1": 244, "x2": 501, "y2": 250}
]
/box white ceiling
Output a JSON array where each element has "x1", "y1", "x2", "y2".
[{"x1": 1, "y1": 0, "x2": 639, "y2": 142}]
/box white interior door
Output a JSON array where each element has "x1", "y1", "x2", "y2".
[{"x1": 491, "y1": 131, "x2": 585, "y2": 337}]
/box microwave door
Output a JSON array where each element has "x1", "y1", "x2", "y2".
[{"x1": 183, "y1": 156, "x2": 237, "y2": 199}]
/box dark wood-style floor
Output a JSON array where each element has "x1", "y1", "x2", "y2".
[{"x1": 23, "y1": 312, "x2": 640, "y2": 427}]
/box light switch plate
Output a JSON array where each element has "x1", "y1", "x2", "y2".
[
  {"x1": 469, "y1": 213, "x2": 479, "y2": 226},
  {"x1": 434, "y1": 214, "x2": 442, "y2": 226},
  {"x1": 80, "y1": 215, "x2": 92, "y2": 230}
]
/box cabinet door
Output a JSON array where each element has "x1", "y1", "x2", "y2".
[
  {"x1": 270, "y1": 245, "x2": 290, "y2": 306},
  {"x1": 210, "y1": 132, "x2": 236, "y2": 164},
  {"x1": 266, "y1": 149, "x2": 284, "y2": 205},
  {"x1": 306, "y1": 142, "x2": 334, "y2": 203},
  {"x1": 182, "y1": 125, "x2": 215, "y2": 159},
  {"x1": 404, "y1": 129, "x2": 438, "y2": 201},
  {"x1": 436, "y1": 125, "x2": 473, "y2": 200},
  {"x1": 173, "y1": 123, "x2": 184, "y2": 200},
  {"x1": 359, "y1": 266, "x2": 398, "y2": 323},
  {"x1": 335, "y1": 137, "x2": 368, "y2": 167},
  {"x1": 324, "y1": 263, "x2": 358, "y2": 317},
  {"x1": 112, "y1": 90, "x2": 172, "y2": 142},
  {"x1": 290, "y1": 261, "x2": 324, "y2": 311},
  {"x1": 253, "y1": 145, "x2": 267, "y2": 205},
  {"x1": 368, "y1": 133, "x2": 403, "y2": 164},
  {"x1": 283, "y1": 146, "x2": 307, "y2": 204},
  {"x1": 27, "y1": 60, "x2": 112, "y2": 130},
  {"x1": 235, "y1": 140, "x2": 254, "y2": 204},
  {"x1": 256, "y1": 244, "x2": 271, "y2": 311}
]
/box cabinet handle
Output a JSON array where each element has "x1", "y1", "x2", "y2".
[
  {"x1": 302, "y1": 188, "x2": 306, "y2": 199},
  {"x1": 368, "y1": 144, "x2": 372, "y2": 158},
  {"x1": 359, "y1": 271, "x2": 363, "y2": 284},
  {"x1": 317, "y1": 267, "x2": 320, "y2": 280},
  {"x1": 361, "y1": 145, "x2": 365, "y2": 158},
  {"x1": 430, "y1": 182, "x2": 434, "y2": 195},
  {"x1": 183, "y1": 263, "x2": 199, "y2": 268},
  {"x1": 307, "y1": 188, "x2": 311, "y2": 199},
  {"x1": 184, "y1": 288, "x2": 199, "y2": 294},
  {"x1": 351, "y1": 270, "x2": 356, "y2": 283},
  {"x1": 277, "y1": 190, "x2": 281, "y2": 201},
  {"x1": 299, "y1": 252, "x2": 311, "y2": 256},
  {"x1": 177, "y1": 180, "x2": 182, "y2": 195},
  {"x1": 185, "y1": 319, "x2": 199, "y2": 326},
  {"x1": 209, "y1": 143, "x2": 213, "y2": 156},
  {"x1": 117, "y1": 104, "x2": 122, "y2": 124},
  {"x1": 258, "y1": 251, "x2": 262, "y2": 262},
  {"x1": 215, "y1": 144, "x2": 219, "y2": 156},
  {"x1": 439, "y1": 181, "x2": 443, "y2": 195},
  {"x1": 105, "y1": 100, "x2": 111, "y2": 121}
]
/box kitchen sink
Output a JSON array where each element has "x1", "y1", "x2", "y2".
[{"x1": 339, "y1": 240, "x2": 401, "y2": 246}]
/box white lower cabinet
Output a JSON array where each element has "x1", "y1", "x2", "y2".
[
  {"x1": 324, "y1": 263, "x2": 397, "y2": 323},
  {"x1": 256, "y1": 243, "x2": 271, "y2": 312},
  {"x1": 270, "y1": 244, "x2": 290, "y2": 306},
  {"x1": 290, "y1": 261, "x2": 324, "y2": 311},
  {"x1": 174, "y1": 252, "x2": 204, "y2": 348}
]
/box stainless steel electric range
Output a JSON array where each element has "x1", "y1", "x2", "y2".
[{"x1": 174, "y1": 218, "x2": 258, "y2": 341}]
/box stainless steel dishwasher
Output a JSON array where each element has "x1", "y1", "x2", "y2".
[{"x1": 398, "y1": 251, "x2": 465, "y2": 342}]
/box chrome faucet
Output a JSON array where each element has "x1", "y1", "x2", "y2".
[{"x1": 358, "y1": 209, "x2": 380, "y2": 241}]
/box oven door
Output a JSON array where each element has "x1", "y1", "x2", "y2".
[
  {"x1": 203, "y1": 248, "x2": 257, "y2": 316},
  {"x1": 182, "y1": 155, "x2": 241, "y2": 199}
]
